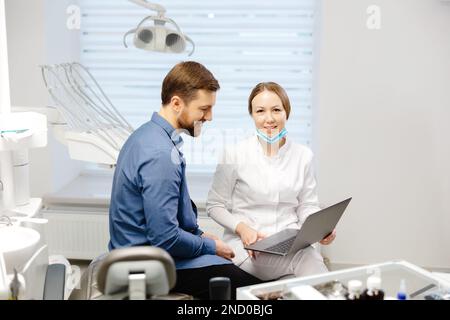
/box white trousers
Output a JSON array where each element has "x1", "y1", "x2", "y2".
[{"x1": 238, "y1": 246, "x2": 329, "y2": 281}]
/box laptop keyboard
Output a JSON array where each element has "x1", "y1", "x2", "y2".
[{"x1": 265, "y1": 236, "x2": 296, "y2": 254}]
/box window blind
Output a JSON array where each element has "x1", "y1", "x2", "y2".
[{"x1": 78, "y1": 0, "x2": 317, "y2": 173}]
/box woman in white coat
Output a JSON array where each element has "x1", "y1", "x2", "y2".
[{"x1": 206, "y1": 82, "x2": 336, "y2": 281}]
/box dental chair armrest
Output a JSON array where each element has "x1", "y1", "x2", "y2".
[{"x1": 43, "y1": 264, "x2": 66, "y2": 300}]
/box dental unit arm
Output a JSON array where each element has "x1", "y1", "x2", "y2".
[
  {"x1": 129, "y1": 0, "x2": 166, "y2": 15},
  {"x1": 40, "y1": 63, "x2": 134, "y2": 167}
]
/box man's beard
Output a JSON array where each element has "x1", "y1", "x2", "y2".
[{"x1": 177, "y1": 112, "x2": 202, "y2": 137}]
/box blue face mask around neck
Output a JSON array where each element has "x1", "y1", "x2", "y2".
[{"x1": 256, "y1": 128, "x2": 288, "y2": 144}]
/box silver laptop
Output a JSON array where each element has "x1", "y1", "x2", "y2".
[{"x1": 244, "y1": 198, "x2": 352, "y2": 256}]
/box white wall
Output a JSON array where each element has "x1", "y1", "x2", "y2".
[
  {"x1": 316, "y1": 0, "x2": 450, "y2": 269},
  {"x1": 5, "y1": 0, "x2": 85, "y2": 197}
]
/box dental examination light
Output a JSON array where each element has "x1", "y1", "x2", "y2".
[{"x1": 124, "y1": 0, "x2": 195, "y2": 56}]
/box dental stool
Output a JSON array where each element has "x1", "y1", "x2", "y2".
[{"x1": 69, "y1": 247, "x2": 192, "y2": 300}]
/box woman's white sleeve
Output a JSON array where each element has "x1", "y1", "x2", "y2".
[
  {"x1": 206, "y1": 148, "x2": 242, "y2": 233},
  {"x1": 296, "y1": 150, "x2": 322, "y2": 227}
]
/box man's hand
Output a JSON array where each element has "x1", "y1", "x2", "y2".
[
  {"x1": 201, "y1": 232, "x2": 219, "y2": 241},
  {"x1": 320, "y1": 229, "x2": 336, "y2": 245},
  {"x1": 235, "y1": 222, "x2": 266, "y2": 259},
  {"x1": 214, "y1": 239, "x2": 235, "y2": 260}
]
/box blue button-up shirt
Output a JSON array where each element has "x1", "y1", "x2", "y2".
[{"x1": 109, "y1": 112, "x2": 231, "y2": 270}]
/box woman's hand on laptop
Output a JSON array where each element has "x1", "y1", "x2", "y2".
[
  {"x1": 235, "y1": 222, "x2": 267, "y2": 259},
  {"x1": 320, "y1": 229, "x2": 336, "y2": 245}
]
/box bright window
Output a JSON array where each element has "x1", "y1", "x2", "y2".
[{"x1": 79, "y1": 0, "x2": 318, "y2": 173}]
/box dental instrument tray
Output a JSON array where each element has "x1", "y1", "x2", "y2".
[{"x1": 237, "y1": 260, "x2": 450, "y2": 300}]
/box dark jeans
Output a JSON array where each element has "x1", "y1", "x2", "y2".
[{"x1": 172, "y1": 264, "x2": 263, "y2": 300}]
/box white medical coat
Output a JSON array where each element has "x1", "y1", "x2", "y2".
[{"x1": 206, "y1": 134, "x2": 322, "y2": 265}]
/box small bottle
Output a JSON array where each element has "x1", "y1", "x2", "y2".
[
  {"x1": 346, "y1": 280, "x2": 363, "y2": 300},
  {"x1": 397, "y1": 279, "x2": 408, "y2": 300},
  {"x1": 362, "y1": 276, "x2": 385, "y2": 300}
]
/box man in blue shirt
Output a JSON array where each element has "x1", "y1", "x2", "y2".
[{"x1": 109, "y1": 61, "x2": 262, "y2": 299}]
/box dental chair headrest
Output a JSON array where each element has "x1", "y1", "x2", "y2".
[{"x1": 97, "y1": 246, "x2": 176, "y2": 297}]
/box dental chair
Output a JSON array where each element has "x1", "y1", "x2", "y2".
[{"x1": 69, "y1": 247, "x2": 192, "y2": 300}]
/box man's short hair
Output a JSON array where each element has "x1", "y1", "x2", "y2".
[{"x1": 162, "y1": 61, "x2": 220, "y2": 105}]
